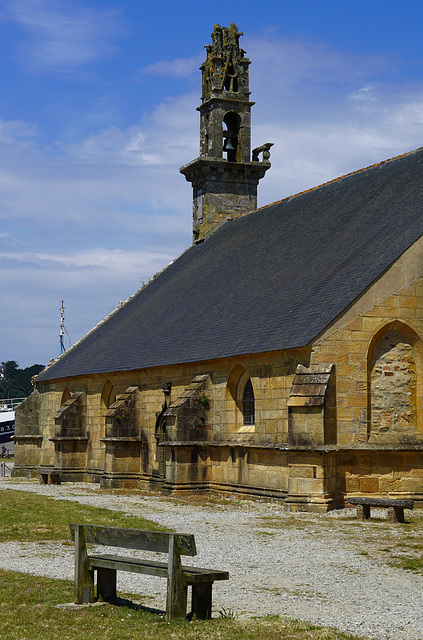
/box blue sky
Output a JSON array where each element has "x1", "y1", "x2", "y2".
[{"x1": 2, "y1": 0, "x2": 423, "y2": 369}]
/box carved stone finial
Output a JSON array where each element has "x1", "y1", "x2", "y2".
[{"x1": 200, "y1": 23, "x2": 250, "y2": 102}]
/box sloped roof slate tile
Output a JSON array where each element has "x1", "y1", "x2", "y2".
[{"x1": 37, "y1": 147, "x2": 423, "y2": 382}]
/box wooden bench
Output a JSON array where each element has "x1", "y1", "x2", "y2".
[
  {"x1": 347, "y1": 496, "x2": 414, "y2": 523},
  {"x1": 69, "y1": 523, "x2": 229, "y2": 620},
  {"x1": 39, "y1": 468, "x2": 61, "y2": 485}
]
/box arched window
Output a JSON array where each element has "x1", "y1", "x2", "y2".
[
  {"x1": 223, "y1": 60, "x2": 238, "y2": 92},
  {"x1": 101, "y1": 380, "x2": 116, "y2": 413},
  {"x1": 242, "y1": 379, "x2": 255, "y2": 425},
  {"x1": 368, "y1": 322, "x2": 422, "y2": 437},
  {"x1": 60, "y1": 388, "x2": 71, "y2": 405},
  {"x1": 226, "y1": 364, "x2": 256, "y2": 440},
  {"x1": 223, "y1": 112, "x2": 240, "y2": 162}
]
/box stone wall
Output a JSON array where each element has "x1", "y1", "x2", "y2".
[
  {"x1": 312, "y1": 274, "x2": 423, "y2": 445},
  {"x1": 14, "y1": 348, "x2": 309, "y2": 487},
  {"x1": 13, "y1": 245, "x2": 423, "y2": 509}
]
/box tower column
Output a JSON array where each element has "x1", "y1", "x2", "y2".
[{"x1": 179, "y1": 23, "x2": 273, "y2": 243}]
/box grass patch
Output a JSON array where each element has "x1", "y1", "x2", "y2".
[
  {"x1": 391, "y1": 556, "x2": 423, "y2": 572},
  {"x1": 0, "y1": 569, "x2": 366, "y2": 640},
  {"x1": 0, "y1": 489, "x2": 166, "y2": 542}
]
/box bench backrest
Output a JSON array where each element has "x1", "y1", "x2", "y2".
[{"x1": 69, "y1": 523, "x2": 197, "y2": 556}]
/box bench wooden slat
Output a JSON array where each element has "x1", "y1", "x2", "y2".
[
  {"x1": 88, "y1": 554, "x2": 229, "y2": 583},
  {"x1": 69, "y1": 523, "x2": 196, "y2": 556},
  {"x1": 88, "y1": 554, "x2": 169, "y2": 578},
  {"x1": 181, "y1": 567, "x2": 230, "y2": 584}
]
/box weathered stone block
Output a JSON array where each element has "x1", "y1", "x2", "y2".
[
  {"x1": 345, "y1": 476, "x2": 360, "y2": 492},
  {"x1": 359, "y1": 477, "x2": 379, "y2": 493}
]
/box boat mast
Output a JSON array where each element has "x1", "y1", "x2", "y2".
[{"x1": 59, "y1": 300, "x2": 66, "y2": 355}]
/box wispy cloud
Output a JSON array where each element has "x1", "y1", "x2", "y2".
[
  {"x1": 0, "y1": 246, "x2": 174, "y2": 274},
  {"x1": 141, "y1": 54, "x2": 203, "y2": 78},
  {"x1": 0, "y1": 245, "x2": 178, "y2": 364},
  {"x1": 245, "y1": 32, "x2": 393, "y2": 93},
  {"x1": 3, "y1": 28, "x2": 423, "y2": 366},
  {"x1": 0, "y1": 116, "x2": 36, "y2": 144},
  {"x1": 3, "y1": 0, "x2": 126, "y2": 73},
  {"x1": 63, "y1": 91, "x2": 198, "y2": 166},
  {"x1": 245, "y1": 32, "x2": 423, "y2": 202}
]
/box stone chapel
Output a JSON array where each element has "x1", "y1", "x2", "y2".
[{"x1": 13, "y1": 23, "x2": 423, "y2": 511}]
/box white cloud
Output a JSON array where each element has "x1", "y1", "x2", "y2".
[
  {"x1": 244, "y1": 33, "x2": 423, "y2": 202},
  {"x1": 141, "y1": 54, "x2": 203, "y2": 78},
  {"x1": 3, "y1": 0, "x2": 125, "y2": 72},
  {"x1": 386, "y1": 100, "x2": 423, "y2": 128},
  {"x1": 246, "y1": 33, "x2": 391, "y2": 98},
  {"x1": 1, "y1": 246, "x2": 173, "y2": 272},
  {"x1": 63, "y1": 91, "x2": 198, "y2": 166},
  {"x1": 0, "y1": 245, "x2": 178, "y2": 365},
  {"x1": 3, "y1": 29, "x2": 423, "y2": 366},
  {"x1": 348, "y1": 86, "x2": 377, "y2": 106},
  {"x1": 0, "y1": 116, "x2": 37, "y2": 144}
]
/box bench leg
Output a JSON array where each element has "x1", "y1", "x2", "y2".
[
  {"x1": 166, "y1": 534, "x2": 187, "y2": 621},
  {"x1": 74, "y1": 524, "x2": 95, "y2": 604},
  {"x1": 388, "y1": 506, "x2": 405, "y2": 523},
  {"x1": 97, "y1": 568, "x2": 117, "y2": 601},
  {"x1": 192, "y1": 582, "x2": 213, "y2": 619},
  {"x1": 356, "y1": 505, "x2": 371, "y2": 521},
  {"x1": 39, "y1": 474, "x2": 47, "y2": 485},
  {"x1": 166, "y1": 581, "x2": 187, "y2": 621},
  {"x1": 75, "y1": 568, "x2": 94, "y2": 604}
]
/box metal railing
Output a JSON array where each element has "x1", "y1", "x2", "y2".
[
  {"x1": 0, "y1": 462, "x2": 12, "y2": 477},
  {"x1": 1, "y1": 445, "x2": 13, "y2": 458},
  {"x1": 0, "y1": 397, "x2": 25, "y2": 410}
]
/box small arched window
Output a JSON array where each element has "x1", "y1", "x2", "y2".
[
  {"x1": 223, "y1": 60, "x2": 238, "y2": 92},
  {"x1": 242, "y1": 379, "x2": 255, "y2": 425},
  {"x1": 223, "y1": 111, "x2": 240, "y2": 162},
  {"x1": 61, "y1": 388, "x2": 71, "y2": 405},
  {"x1": 101, "y1": 380, "x2": 116, "y2": 412}
]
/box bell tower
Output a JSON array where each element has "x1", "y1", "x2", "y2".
[{"x1": 180, "y1": 23, "x2": 273, "y2": 243}]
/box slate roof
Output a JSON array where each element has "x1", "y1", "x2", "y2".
[{"x1": 37, "y1": 147, "x2": 423, "y2": 382}]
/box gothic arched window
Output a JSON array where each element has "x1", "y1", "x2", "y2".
[{"x1": 242, "y1": 379, "x2": 255, "y2": 425}]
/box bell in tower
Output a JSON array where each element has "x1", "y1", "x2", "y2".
[{"x1": 180, "y1": 23, "x2": 273, "y2": 243}]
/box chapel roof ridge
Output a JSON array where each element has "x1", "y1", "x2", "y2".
[{"x1": 251, "y1": 145, "x2": 423, "y2": 216}]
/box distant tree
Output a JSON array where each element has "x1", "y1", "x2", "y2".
[{"x1": 0, "y1": 361, "x2": 44, "y2": 399}]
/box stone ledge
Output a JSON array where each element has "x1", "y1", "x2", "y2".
[
  {"x1": 50, "y1": 436, "x2": 88, "y2": 442},
  {"x1": 160, "y1": 440, "x2": 423, "y2": 453},
  {"x1": 101, "y1": 437, "x2": 144, "y2": 443}
]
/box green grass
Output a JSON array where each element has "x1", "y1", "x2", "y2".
[
  {"x1": 0, "y1": 489, "x2": 167, "y2": 542},
  {"x1": 0, "y1": 570, "x2": 365, "y2": 640},
  {"x1": 391, "y1": 556, "x2": 423, "y2": 572},
  {"x1": 1, "y1": 485, "x2": 422, "y2": 636},
  {"x1": 256, "y1": 510, "x2": 423, "y2": 573}
]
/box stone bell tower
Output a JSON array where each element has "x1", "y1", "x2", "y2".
[{"x1": 180, "y1": 23, "x2": 273, "y2": 243}]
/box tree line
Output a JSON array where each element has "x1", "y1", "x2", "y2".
[{"x1": 0, "y1": 360, "x2": 44, "y2": 400}]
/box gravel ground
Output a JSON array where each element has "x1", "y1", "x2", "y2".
[{"x1": 1, "y1": 477, "x2": 423, "y2": 640}]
